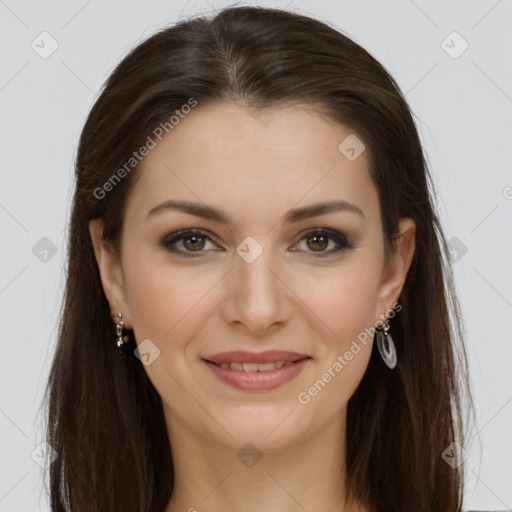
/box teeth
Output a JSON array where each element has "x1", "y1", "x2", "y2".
[
  {"x1": 215, "y1": 360, "x2": 296, "y2": 371},
  {"x1": 255, "y1": 362, "x2": 275, "y2": 371}
]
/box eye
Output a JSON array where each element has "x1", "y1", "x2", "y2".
[
  {"x1": 160, "y1": 229, "x2": 217, "y2": 257},
  {"x1": 293, "y1": 228, "x2": 354, "y2": 258},
  {"x1": 160, "y1": 228, "x2": 354, "y2": 258}
]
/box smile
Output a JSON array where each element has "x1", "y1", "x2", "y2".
[
  {"x1": 203, "y1": 357, "x2": 311, "y2": 391},
  {"x1": 211, "y1": 360, "x2": 295, "y2": 371}
]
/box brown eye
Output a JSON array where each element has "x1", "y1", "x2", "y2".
[
  {"x1": 295, "y1": 228, "x2": 354, "y2": 257},
  {"x1": 305, "y1": 233, "x2": 329, "y2": 252},
  {"x1": 161, "y1": 229, "x2": 217, "y2": 257},
  {"x1": 161, "y1": 227, "x2": 354, "y2": 259},
  {"x1": 182, "y1": 234, "x2": 206, "y2": 251}
]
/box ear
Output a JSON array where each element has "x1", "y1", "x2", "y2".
[
  {"x1": 89, "y1": 218, "x2": 133, "y2": 329},
  {"x1": 375, "y1": 217, "x2": 416, "y2": 323}
]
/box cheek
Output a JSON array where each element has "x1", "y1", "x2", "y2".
[
  {"x1": 124, "y1": 261, "x2": 222, "y2": 344},
  {"x1": 295, "y1": 268, "x2": 378, "y2": 413},
  {"x1": 299, "y1": 261, "x2": 381, "y2": 346}
]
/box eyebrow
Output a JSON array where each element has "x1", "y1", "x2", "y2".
[{"x1": 146, "y1": 199, "x2": 365, "y2": 224}]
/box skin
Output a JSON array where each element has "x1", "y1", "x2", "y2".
[{"x1": 90, "y1": 102, "x2": 415, "y2": 512}]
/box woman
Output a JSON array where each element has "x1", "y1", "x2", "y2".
[{"x1": 42, "y1": 5, "x2": 475, "y2": 512}]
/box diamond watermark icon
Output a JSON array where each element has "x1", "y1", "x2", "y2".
[
  {"x1": 447, "y1": 236, "x2": 468, "y2": 263},
  {"x1": 134, "y1": 338, "x2": 161, "y2": 365},
  {"x1": 236, "y1": 236, "x2": 263, "y2": 264},
  {"x1": 31, "y1": 31, "x2": 59, "y2": 59},
  {"x1": 32, "y1": 237, "x2": 58, "y2": 263},
  {"x1": 237, "y1": 442, "x2": 263, "y2": 468},
  {"x1": 441, "y1": 441, "x2": 468, "y2": 469},
  {"x1": 31, "y1": 441, "x2": 58, "y2": 468},
  {"x1": 441, "y1": 31, "x2": 469, "y2": 60},
  {"x1": 338, "y1": 134, "x2": 365, "y2": 161}
]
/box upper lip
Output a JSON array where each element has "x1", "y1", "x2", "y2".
[{"x1": 203, "y1": 350, "x2": 311, "y2": 364}]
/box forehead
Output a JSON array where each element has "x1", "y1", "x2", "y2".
[{"x1": 126, "y1": 102, "x2": 379, "y2": 229}]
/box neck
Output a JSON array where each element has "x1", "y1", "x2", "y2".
[{"x1": 163, "y1": 405, "x2": 370, "y2": 512}]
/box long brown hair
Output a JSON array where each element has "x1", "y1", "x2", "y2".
[{"x1": 41, "y1": 6, "x2": 475, "y2": 511}]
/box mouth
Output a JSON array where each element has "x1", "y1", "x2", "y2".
[
  {"x1": 202, "y1": 351, "x2": 312, "y2": 391},
  {"x1": 203, "y1": 349, "x2": 310, "y2": 365},
  {"x1": 206, "y1": 359, "x2": 308, "y2": 372}
]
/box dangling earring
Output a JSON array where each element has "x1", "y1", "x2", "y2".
[
  {"x1": 113, "y1": 312, "x2": 130, "y2": 351},
  {"x1": 376, "y1": 320, "x2": 397, "y2": 369}
]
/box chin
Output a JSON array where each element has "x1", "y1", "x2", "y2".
[{"x1": 210, "y1": 407, "x2": 312, "y2": 452}]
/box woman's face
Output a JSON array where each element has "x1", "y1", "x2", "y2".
[{"x1": 90, "y1": 102, "x2": 415, "y2": 451}]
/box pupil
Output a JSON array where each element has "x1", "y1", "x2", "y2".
[
  {"x1": 185, "y1": 235, "x2": 204, "y2": 251},
  {"x1": 309, "y1": 234, "x2": 327, "y2": 251}
]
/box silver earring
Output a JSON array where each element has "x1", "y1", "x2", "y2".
[
  {"x1": 376, "y1": 320, "x2": 397, "y2": 369},
  {"x1": 113, "y1": 312, "x2": 130, "y2": 351}
]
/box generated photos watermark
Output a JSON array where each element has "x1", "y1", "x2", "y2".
[
  {"x1": 93, "y1": 97, "x2": 198, "y2": 200},
  {"x1": 297, "y1": 302, "x2": 402, "y2": 405}
]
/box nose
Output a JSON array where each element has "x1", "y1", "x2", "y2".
[{"x1": 219, "y1": 238, "x2": 292, "y2": 335}]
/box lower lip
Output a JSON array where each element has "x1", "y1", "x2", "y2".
[{"x1": 203, "y1": 358, "x2": 311, "y2": 391}]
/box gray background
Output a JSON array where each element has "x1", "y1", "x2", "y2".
[{"x1": 0, "y1": 0, "x2": 511, "y2": 510}]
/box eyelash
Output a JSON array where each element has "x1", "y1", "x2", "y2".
[{"x1": 160, "y1": 228, "x2": 355, "y2": 258}]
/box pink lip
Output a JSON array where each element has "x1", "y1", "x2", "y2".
[
  {"x1": 203, "y1": 358, "x2": 311, "y2": 392},
  {"x1": 203, "y1": 350, "x2": 310, "y2": 364}
]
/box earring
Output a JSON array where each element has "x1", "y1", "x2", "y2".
[
  {"x1": 376, "y1": 320, "x2": 397, "y2": 369},
  {"x1": 112, "y1": 312, "x2": 130, "y2": 351}
]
